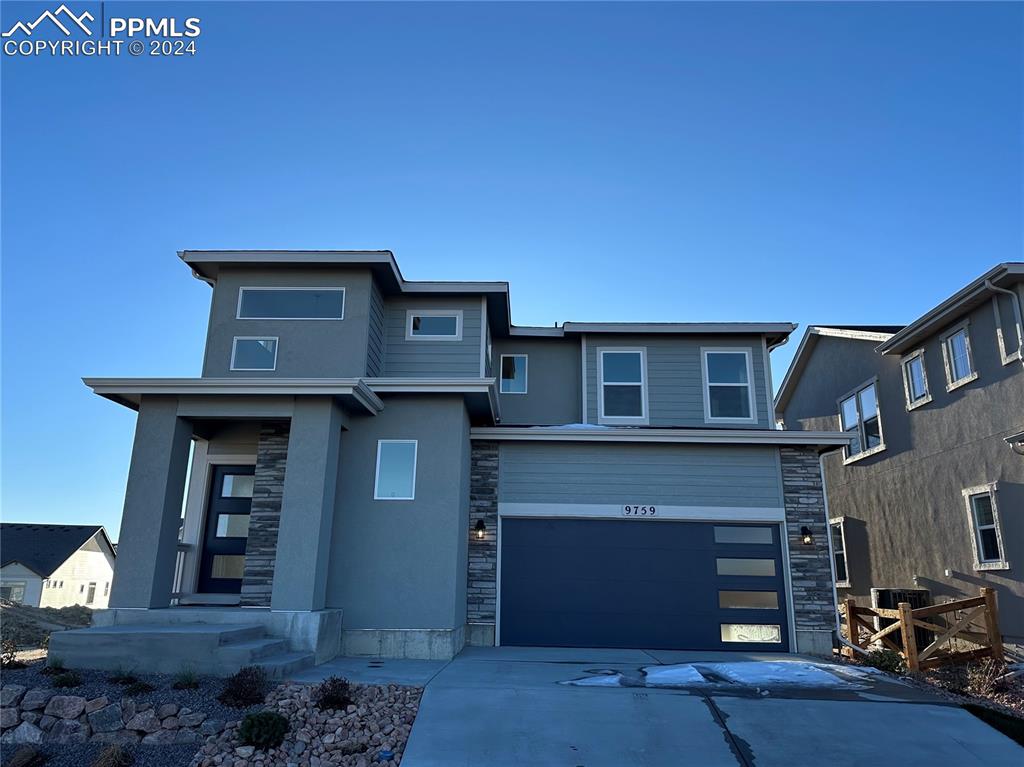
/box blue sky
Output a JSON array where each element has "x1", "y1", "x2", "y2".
[{"x1": 2, "y1": 1, "x2": 1021, "y2": 537}]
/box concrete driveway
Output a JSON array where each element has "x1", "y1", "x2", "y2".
[{"x1": 392, "y1": 646, "x2": 1023, "y2": 767}]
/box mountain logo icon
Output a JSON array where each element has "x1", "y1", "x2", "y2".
[{"x1": 2, "y1": 4, "x2": 94, "y2": 37}]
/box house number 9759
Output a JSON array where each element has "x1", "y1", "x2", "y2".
[{"x1": 622, "y1": 505, "x2": 657, "y2": 517}]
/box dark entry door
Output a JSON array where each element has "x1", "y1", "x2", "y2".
[
  {"x1": 499, "y1": 518, "x2": 788, "y2": 651},
  {"x1": 198, "y1": 465, "x2": 255, "y2": 594}
]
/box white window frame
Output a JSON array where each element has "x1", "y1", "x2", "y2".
[
  {"x1": 962, "y1": 483, "x2": 1009, "y2": 571},
  {"x1": 597, "y1": 347, "x2": 649, "y2": 425},
  {"x1": 701, "y1": 348, "x2": 758, "y2": 425},
  {"x1": 900, "y1": 348, "x2": 931, "y2": 410},
  {"x1": 940, "y1": 320, "x2": 978, "y2": 391},
  {"x1": 236, "y1": 287, "x2": 346, "y2": 320},
  {"x1": 837, "y1": 377, "x2": 886, "y2": 464},
  {"x1": 992, "y1": 295, "x2": 1024, "y2": 365},
  {"x1": 830, "y1": 517, "x2": 850, "y2": 588},
  {"x1": 373, "y1": 440, "x2": 418, "y2": 501},
  {"x1": 405, "y1": 309, "x2": 464, "y2": 341},
  {"x1": 499, "y1": 354, "x2": 528, "y2": 394},
  {"x1": 230, "y1": 336, "x2": 279, "y2": 371}
]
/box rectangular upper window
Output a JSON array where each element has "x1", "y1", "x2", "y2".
[
  {"x1": 901, "y1": 350, "x2": 930, "y2": 410},
  {"x1": 374, "y1": 440, "x2": 418, "y2": 500},
  {"x1": 941, "y1": 322, "x2": 977, "y2": 391},
  {"x1": 231, "y1": 338, "x2": 278, "y2": 371},
  {"x1": 237, "y1": 288, "x2": 345, "y2": 319},
  {"x1": 406, "y1": 310, "x2": 463, "y2": 341},
  {"x1": 838, "y1": 379, "x2": 884, "y2": 461},
  {"x1": 702, "y1": 349, "x2": 756, "y2": 422},
  {"x1": 830, "y1": 518, "x2": 849, "y2": 586},
  {"x1": 963, "y1": 484, "x2": 1008, "y2": 570},
  {"x1": 598, "y1": 348, "x2": 648, "y2": 423},
  {"x1": 500, "y1": 354, "x2": 528, "y2": 394}
]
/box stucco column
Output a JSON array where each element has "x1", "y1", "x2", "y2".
[
  {"x1": 109, "y1": 396, "x2": 192, "y2": 609},
  {"x1": 270, "y1": 397, "x2": 344, "y2": 612}
]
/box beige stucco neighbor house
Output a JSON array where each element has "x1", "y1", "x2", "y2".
[{"x1": 0, "y1": 524, "x2": 117, "y2": 609}]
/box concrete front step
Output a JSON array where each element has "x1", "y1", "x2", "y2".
[
  {"x1": 254, "y1": 651, "x2": 316, "y2": 679},
  {"x1": 216, "y1": 638, "x2": 291, "y2": 664}
]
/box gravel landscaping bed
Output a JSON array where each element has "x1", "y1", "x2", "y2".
[
  {"x1": 4, "y1": 743, "x2": 200, "y2": 767},
  {"x1": 192, "y1": 682, "x2": 422, "y2": 767}
]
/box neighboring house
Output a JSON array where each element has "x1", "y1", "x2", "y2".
[
  {"x1": 776, "y1": 263, "x2": 1024, "y2": 649},
  {"x1": 0, "y1": 524, "x2": 116, "y2": 609},
  {"x1": 52, "y1": 250, "x2": 848, "y2": 675}
]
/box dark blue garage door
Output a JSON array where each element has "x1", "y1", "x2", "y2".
[{"x1": 499, "y1": 518, "x2": 788, "y2": 651}]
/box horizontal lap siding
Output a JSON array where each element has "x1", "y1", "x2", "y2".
[
  {"x1": 585, "y1": 334, "x2": 771, "y2": 428},
  {"x1": 366, "y1": 280, "x2": 386, "y2": 377},
  {"x1": 383, "y1": 298, "x2": 482, "y2": 377},
  {"x1": 499, "y1": 442, "x2": 782, "y2": 507}
]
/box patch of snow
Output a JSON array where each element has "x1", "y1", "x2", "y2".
[
  {"x1": 642, "y1": 664, "x2": 710, "y2": 687},
  {"x1": 700, "y1": 661, "x2": 858, "y2": 688},
  {"x1": 527, "y1": 423, "x2": 614, "y2": 430},
  {"x1": 560, "y1": 672, "x2": 625, "y2": 687}
]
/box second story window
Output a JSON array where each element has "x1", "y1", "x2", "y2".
[
  {"x1": 500, "y1": 354, "x2": 528, "y2": 394},
  {"x1": 231, "y1": 338, "x2": 278, "y2": 371},
  {"x1": 838, "y1": 379, "x2": 884, "y2": 461},
  {"x1": 900, "y1": 350, "x2": 930, "y2": 409},
  {"x1": 598, "y1": 349, "x2": 647, "y2": 423},
  {"x1": 237, "y1": 287, "x2": 345, "y2": 319},
  {"x1": 941, "y1": 321, "x2": 977, "y2": 391},
  {"x1": 702, "y1": 349, "x2": 756, "y2": 422},
  {"x1": 406, "y1": 310, "x2": 463, "y2": 341}
]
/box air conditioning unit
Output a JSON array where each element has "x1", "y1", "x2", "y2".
[{"x1": 871, "y1": 588, "x2": 933, "y2": 651}]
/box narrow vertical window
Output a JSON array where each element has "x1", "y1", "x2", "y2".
[
  {"x1": 963, "y1": 485, "x2": 1007, "y2": 569},
  {"x1": 901, "y1": 351, "x2": 930, "y2": 409},
  {"x1": 374, "y1": 440, "x2": 418, "y2": 500},
  {"x1": 830, "y1": 519, "x2": 849, "y2": 586},
  {"x1": 500, "y1": 354, "x2": 528, "y2": 394},
  {"x1": 941, "y1": 323, "x2": 977, "y2": 390}
]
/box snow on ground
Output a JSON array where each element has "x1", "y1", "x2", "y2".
[
  {"x1": 699, "y1": 661, "x2": 854, "y2": 687},
  {"x1": 642, "y1": 664, "x2": 710, "y2": 687},
  {"x1": 560, "y1": 672, "x2": 626, "y2": 686}
]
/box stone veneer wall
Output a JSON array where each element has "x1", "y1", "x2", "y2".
[
  {"x1": 780, "y1": 446, "x2": 837, "y2": 655},
  {"x1": 466, "y1": 440, "x2": 498, "y2": 645},
  {"x1": 240, "y1": 422, "x2": 289, "y2": 607}
]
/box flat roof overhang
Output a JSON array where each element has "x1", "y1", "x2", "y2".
[
  {"x1": 470, "y1": 426, "x2": 851, "y2": 451},
  {"x1": 365, "y1": 377, "x2": 498, "y2": 422},
  {"x1": 511, "y1": 322, "x2": 797, "y2": 347}
]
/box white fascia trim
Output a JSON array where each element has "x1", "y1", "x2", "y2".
[
  {"x1": 469, "y1": 427, "x2": 852, "y2": 446},
  {"x1": 812, "y1": 327, "x2": 896, "y2": 342},
  {"x1": 499, "y1": 502, "x2": 785, "y2": 522},
  {"x1": 563, "y1": 322, "x2": 796, "y2": 335},
  {"x1": 365, "y1": 377, "x2": 496, "y2": 394},
  {"x1": 510, "y1": 326, "x2": 565, "y2": 337}
]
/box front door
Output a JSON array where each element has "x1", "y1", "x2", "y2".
[{"x1": 198, "y1": 465, "x2": 255, "y2": 594}]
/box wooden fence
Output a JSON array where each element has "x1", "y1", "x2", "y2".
[{"x1": 842, "y1": 588, "x2": 1004, "y2": 672}]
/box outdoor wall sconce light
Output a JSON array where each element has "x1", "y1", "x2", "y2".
[
  {"x1": 800, "y1": 526, "x2": 813, "y2": 545},
  {"x1": 474, "y1": 519, "x2": 486, "y2": 540}
]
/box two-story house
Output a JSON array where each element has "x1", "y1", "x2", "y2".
[
  {"x1": 52, "y1": 250, "x2": 847, "y2": 676},
  {"x1": 776, "y1": 263, "x2": 1024, "y2": 650}
]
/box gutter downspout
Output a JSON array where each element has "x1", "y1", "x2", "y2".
[
  {"x1": 819, "y1": 448, "x2": 869, "y2": 657},
  {"x1": 985, "y1": 279, "x2": 1024, "y2": 368}
]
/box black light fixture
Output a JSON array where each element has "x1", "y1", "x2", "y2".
[
  {"x1": 800, "y1": 526, "x2": 813, "y2": 545},
  {"x1": 474, "y1": 519, "x2": 486, "y2": 540}
]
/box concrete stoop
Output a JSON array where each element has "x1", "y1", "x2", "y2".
[{"x1": 48, "y1": 623, "x2": 315, "y2": 678}]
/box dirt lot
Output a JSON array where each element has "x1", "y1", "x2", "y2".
[{"x1": 0, "y1": 598, "x2": 92, "y2": 651}]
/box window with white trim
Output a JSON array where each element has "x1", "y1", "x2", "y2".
[
  {"x1": 702, "y1": 349, "x2": 756, "y2": 422},
  {"x1": 406, "y1": 310, "x2": 463, "y2": 341},
  {"x1": 500, "y1": 354, "x2": 528, "y2": 394},
  {"x1": 963, "y1": 484, "x2": 1008, "y2": 570},
  {"x1": 231, "y1": 338, "x2": 278, "y2": 371},
  {"x1": 941, "y1": 323, "x2": 976, "y2": 390},
  {"x1": 237, "y1": 288, "x2": 345, "y2": 319},
  {"x1": 598, "y1": 349, "x2": 647, "y2": 422},
  {"x1": 901, "y1": 350, "x2": 930, "y2": 409},
  {"x1": 838, "y1": 380, "x2": 884, "y2": 460},
  {"x1": 830, "y1": 519, "x2": 849, "y2": 586},
  {"x1": 992, "y1": 294, "x2": 1023, "y2": 365},
  {"x1": 374, "y1": 440, "x2": 418, "y2": 500}
]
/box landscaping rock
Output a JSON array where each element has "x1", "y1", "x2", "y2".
[
  {"x1": 19, "y1": 689, "x2": 52, "y2": 711},
  {"x1": 90, "y1": 729, "x2": 141, "y2": 744},
  {"x1": 1, "y1": 721, "x2": 44, "y2": 744},
  {"x1": 1, "y1": 685, "x2": 27, "y2": 707},
  {"x1": 20, "y1": 712, "x2": 40, "y2": 725},
  {"x1": 45, "y1": 718, "x2": 88, "y2": 744},
  {"x1": 43, "y1": 694, "x2": 86, "y2": 719},
  {"x1": 125, "y1": 708, "x2": 162, "y2": 733},
  {"x1": 84, "y1": 695, "x2": 109, "y2": 713},
  {"x1": 142, "y1": 728, "x2": 181, "y2": 744},
  {"x1": 1, "y1": 707, "x2": 20, "y2": 729},
  {"x1": 157, "y1": 702, "x2": 179, "y2": 718},
  {"x1": 37, "y1": 715, "x2": 56, "y2": 731},
  {"x1": 87, "y1": 703, "x2": 123, "y2": 733},
  {"x1": 180, "y1": 711, "x2": 207, "y2": 727},
  {"x1": 200, "y1": 718, "x2": 225, "y2": 736},
  {"x1": 234, "y1": 745, "x2": 255, "y2": 757}
]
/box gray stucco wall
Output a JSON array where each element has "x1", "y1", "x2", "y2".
[
  {"x1": 491, "y1": 337, "x2": 581, "y2": 425},
  {"x1": 583, "y1": 334, "x2": 772, "y2": 428},
  {"x1": 201, "y1": 267, "x2": 374, "y2": 378},
  {"x1": 381, "y1": 297, "x2": 482, "y2": 378},
  {"x1": 782, "y1": 302, "x2": 1024, "y2": 641},
  {"x1": 326, "y1": 395, "x2": 471, "y2": 630},
  {"x1": 499, "y1": 442, "x2": 783, "y2": 508}
]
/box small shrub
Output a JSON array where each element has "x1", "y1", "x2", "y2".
[
  {"x1": 315, "y1": 675, "x2": 354, "y2": 710},
  {"x1": 123, "y1": 680, "x2": 155, "y2": 696},
  {"x1": 1, "y1": 638, "x2": 25, "y2": 669},
  {"x1": 864, "y1": 648, "x2": 905, "y2": 674},
  {"x1": 91, "y1": 744, "x2": 133, "y2": 767},
  {"x1": 52, "y1": 671, "x2": 82, "y2": 688},
  {"x1": 172, "y1": 666, "x2": 200, "y2": 690},
  {"x1": 238, "y1": 710, "x2": 289, "y2": 750},
  {"x1": 108, "y1": 670, "x2": 138, "y2": 685},
  {"x1": 219, "y1": 665, "x2": 268, "y2": 707},
  {"x1": 6, "y1": 745, "x2": 46, "y2": 767},
  {"x1": 935, "y1": 658, "x2": 1007, "y2": 696}
]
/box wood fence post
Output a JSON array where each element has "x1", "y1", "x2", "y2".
[
  {"x1": 898, "y1": 601, "x2": 918, "y2": 672},
  {"x1": 844, "y1": 598, "x2": 860, "y2": 652},
  {"x1": 981, "y1": 587, "x2": 1004, "y2": 664}
]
